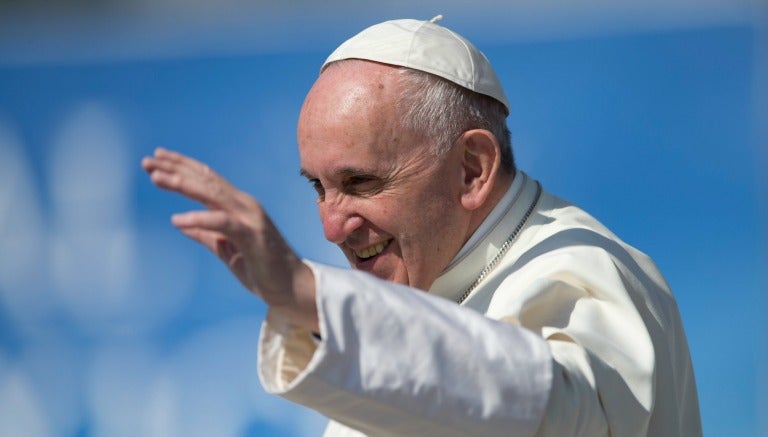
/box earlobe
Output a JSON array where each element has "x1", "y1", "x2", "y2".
[{"x1": 459, "y1": 129, "x2": 500, "y2": 211}]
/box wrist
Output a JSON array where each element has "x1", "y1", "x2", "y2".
[{"x1": 267, "y1": 260, "x2": 319, "y2": 333}]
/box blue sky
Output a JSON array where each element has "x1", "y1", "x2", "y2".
[{"x1": 0, "y1": 3, "x2": 765, "y2": 436}]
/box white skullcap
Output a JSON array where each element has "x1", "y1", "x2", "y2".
[{"x1": 322, "y1": 15, "x2": 510, "y2": 114}]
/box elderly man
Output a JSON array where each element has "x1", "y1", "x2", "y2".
[{"x1": 142, "y1": 17, "x2": 701, "y2": 437}]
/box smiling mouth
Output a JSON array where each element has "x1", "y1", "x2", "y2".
[{"x1": 354, "y1": 240, "x2": 391, "y2": 260}]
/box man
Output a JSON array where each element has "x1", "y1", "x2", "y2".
[{"x1": 142, "y1": 16, "x2": 701, "y2": 436}]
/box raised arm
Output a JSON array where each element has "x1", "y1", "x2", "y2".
[{"x1": 141, "y1": 147, "x2": 319, "y2": 332}]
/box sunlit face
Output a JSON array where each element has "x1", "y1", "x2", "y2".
[{"x1": 297, "y1": 61, "x2": 473, "y2": 290}]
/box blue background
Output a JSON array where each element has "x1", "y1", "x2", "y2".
[{"x1": 0, "y1": 4, "x2": 765, "y2": 436}]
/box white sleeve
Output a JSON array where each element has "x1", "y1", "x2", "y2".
[
  {"x1": 487, "y1": 244, "x2": 664, "y2": 437},
  {"x1": 258, "y1": 261, "x2": 553, "y2": 437}
]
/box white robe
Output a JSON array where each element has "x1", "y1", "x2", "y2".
[{"x1": 258, "y1": 172, "x2": 702, "y2": 436}]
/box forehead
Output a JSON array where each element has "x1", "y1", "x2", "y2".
[
  {"x1": 300, "y1": 61, "x2": 400, "y2": 125},
  {"x1": 297, "y1": 62, "x2": 417, "y2": 173}
]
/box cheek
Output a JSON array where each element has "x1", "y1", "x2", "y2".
[
  {"x1": 418, "y1": 196, "x2": 465, "y2": 254},
  {"x1": 399, "y1": 202, "x2": 450, "y2": 252}
]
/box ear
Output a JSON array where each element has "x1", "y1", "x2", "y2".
[{"x1": 458, "y1": 129, "x2": 500, "y2": 211}]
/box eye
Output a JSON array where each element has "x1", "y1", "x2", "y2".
[
  {"x1": 343, "y1": 175, "x2": 382, "y2": 195},
  {"x1": 308, "y1": 179, "x2": 325, "y2": 200}
]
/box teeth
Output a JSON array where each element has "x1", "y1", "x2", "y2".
[{"x1": 355, "y1": 241, "x2": 389, "y2": 259}]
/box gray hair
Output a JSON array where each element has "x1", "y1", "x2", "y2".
[
  {"x1": 395, "y1": 67, "x2": 515, "y2": 174},
  {"x1": 322, "y1": 59, "x2": 515, "y2": 173}
]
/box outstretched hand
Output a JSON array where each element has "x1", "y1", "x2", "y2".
[{"x1": 142, "y1": 148, "x2": 318, "y2": 332}]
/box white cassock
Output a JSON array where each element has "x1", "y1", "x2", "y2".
[{"x1": 258, "y1": 172, "x2": 702, "y2": 436}]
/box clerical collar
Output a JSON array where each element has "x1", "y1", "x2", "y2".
[
  {"x1": 446, "y1": 171, "x2": 525, "y2": 269},
  {"x1": 429, "y1": 171, "x2": 542, "y2": 303}
]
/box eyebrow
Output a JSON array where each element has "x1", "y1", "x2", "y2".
[{"x1": 299, "y1": 166, "x2": 375, "y2": 180}]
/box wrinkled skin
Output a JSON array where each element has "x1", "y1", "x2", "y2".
[
  {"x1": 141, "y1": 148, "x2": 318, "y2": 330},
  {"x1": 142, "y1": 61, "x2": 508, "y2": 333},
  {"x1": 297, "y1": 61, "x2": 474, "y2": 291}
]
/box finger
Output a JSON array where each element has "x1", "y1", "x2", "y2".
[
  {"x1": 142, "y1": 155, "x2": 184, "y2": 174},
  {"x1": 153, "y1": 147, "x2": 186, "y2": 162},
  {"x1": 154, "y1": 148, "x2": 211, "y2": 174},
  {"x1": 172, "y1": 210, "x2": 246, "y2": 240},
  {"x1": 143, "y1": 148, "x2": 179, "y2": 171},
  {"x1": 141, "y1": 156, "x2": 157, "y2": 172},
  {"x1": 216, "y1": 239, "x2": 245, "y2": 270},
  {"x1": 143, "y1": 150, "x2": 210, "y2": 178},
  {"x1": 176, "y1": 225, "x2": 226, "y2": 254},
  {"x1": 147, "y1": 160, "x2": 237, "y2": 210},
  {"x1": 177, "y1": 224, "x2": 248, "y2": 278},
  {"x1": 147, "y1": 168, "x2": 190, "y2": 195}
]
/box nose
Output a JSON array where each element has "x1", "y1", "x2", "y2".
[{"x1": 318, "y1": 200, "x2": 364, "y2": 244}]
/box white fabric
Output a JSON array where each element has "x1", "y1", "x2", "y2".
[
  {"x1": 258, "y1": 172, "x2": 701, "y2": 436},
  {"x1": 322, "y1": 17, "x2": 510, "y2": 113},
  {"x1": 448, "y1": 165, "x2": 525, "y2": 265}
]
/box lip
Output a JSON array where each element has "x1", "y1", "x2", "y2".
[{"x1": 350, "y1": 239, "x2": 393, "y2": 269}]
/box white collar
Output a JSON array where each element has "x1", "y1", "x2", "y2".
[
  {"x1": 429, "y1": 171, "x2": 538, "y2": 302},
  {"x1": 447, "y1": 171, "x2": 525, "y2": 267}
]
